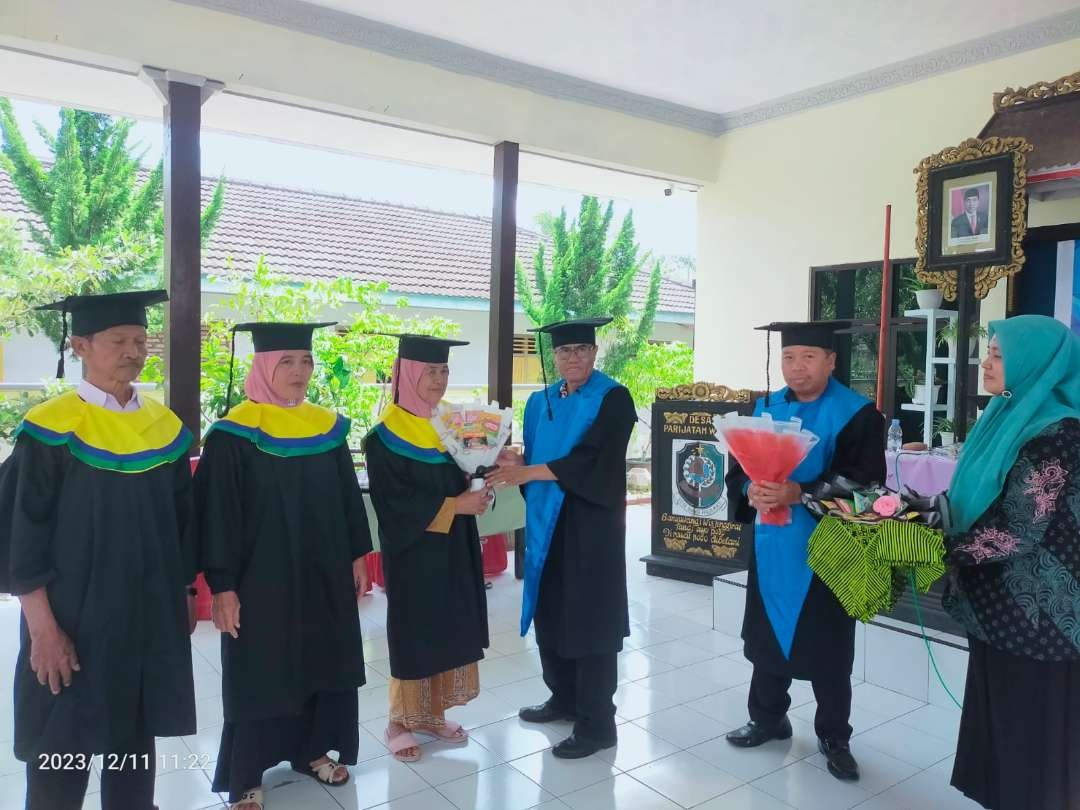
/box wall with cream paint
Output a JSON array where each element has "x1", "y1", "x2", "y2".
[{"x1": 695, "y1": 38, "x2": 1080, "y2": 389}]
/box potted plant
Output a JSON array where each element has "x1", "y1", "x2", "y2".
[
  {"x1": 907, "y1": 371, "x2": 942, "y2": 405},
  {"x1": 938, "y1": 321, "x2": 989, "y2": 358},
  {"x1": 914, "y1": 280, "x2": 943, "y2": 311},
  {"x1": 933, "y1": 417, "x2": 955, "y2": 447}
]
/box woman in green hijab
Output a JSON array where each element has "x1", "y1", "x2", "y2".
[{"x1": 943, "y1": 314, "x2": 1080, "y2": 810}]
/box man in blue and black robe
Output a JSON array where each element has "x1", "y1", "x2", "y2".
[
  {"x1": 725, "y1": 321, "x2": 886, "y2": 782},
  {"x1": 486, "y1": 317, "x2": 636, "y2": 759}
]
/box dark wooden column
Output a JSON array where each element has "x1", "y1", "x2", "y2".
[
  {"x1": 142, "y1": 69, "x2": 222, "y2": 442},
  {"x1": 954, "y1": 267, "x2": 975, "y2": 442},
  {"x1": 488, "y1": 141, "x2": 519, "y2": 410}
]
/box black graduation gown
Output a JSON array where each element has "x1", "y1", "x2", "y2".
[
  {"x1": 0, "y1": 436, "x2": 197, "y2": 760},
  {"x1": 726, "y1": 401, "x2": 885, "y2": 680},
  {"x1": 534, "y1": 386, "x2": 637, "y2": 660},
  {"x1": 194, "y1": 431, "x2": 371, "y2": 723},
  {"x1": 364, "y1": 433, "x2": 488, "y2": 681}
]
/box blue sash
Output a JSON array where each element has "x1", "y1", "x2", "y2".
[
  {"x1": 753, "y1": 378, "x2": 869, "y2": 657},
  {"x1": 519, "y1": 371, "x2": 620, "y2": 636}
]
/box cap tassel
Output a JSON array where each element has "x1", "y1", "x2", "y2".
[
  {"x1": 538, "y1": 334, "x2": 553, "y2": 421},
  {"x1": 765, "y1": 330, "x2": 772, "y2": 408},
  {"x1": 55, "y1": 305, "x2": 69, "y2": 380},
  {"x1": 219, "y1": 328, "x2": 237, "y2": 418}
]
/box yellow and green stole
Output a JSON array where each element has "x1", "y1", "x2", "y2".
[
  {"x1": 16, "y1": 390, "x2": 192, "y2": 473},
  {"x1": 206, "y1": 400, "x2": 350, "y2": 457},
  {"x1": 370, "y1": 404, "x2": 452, "y2": 465}
]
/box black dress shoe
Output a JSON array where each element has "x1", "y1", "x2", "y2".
[
  {"x1": 725, "y1": 717, "x2": 793, "y2": 748},
  {"x1": 551, "y1": 733, "x2": 616, "y2": 759},
  {"x1": 818, "y1": 738, "x2": 860, "y2": 781},
  {"x1": 518, "y1": 701, "x2": 576, "y2": 723}
]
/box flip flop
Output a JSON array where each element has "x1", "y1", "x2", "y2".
[
  {"x1": 384, "y1": 728, "x2": 422, "y2": 762},
  {"x1": 293, "y1": 758, "x2": 350, "y2": 787},
  {"x1": 414, "y1": 721, "x2": 468, "y2": 745}
]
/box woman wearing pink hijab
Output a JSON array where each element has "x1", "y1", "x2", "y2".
[
  {"x1": 364, "y1": 335, "x2": 491, "y2": 763},
  {"x1": 194, "y1": 322, "x2": 372, "y2": 810}
]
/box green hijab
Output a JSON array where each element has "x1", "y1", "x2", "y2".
[{"x1": 948, "y1": 315, "x2": 1080, "y2": 533}]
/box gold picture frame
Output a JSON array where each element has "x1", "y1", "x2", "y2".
[{"x1": 913, "y1": 136, "x2": 1031, "y2": 300}]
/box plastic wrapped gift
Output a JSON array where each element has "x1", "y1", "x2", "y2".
[
  {"x1": 712, "y1": 412, "x2": 819, "y2": 526},
  {"x1": 431, "y1": 401, "x2": 513, "y2": 490}
]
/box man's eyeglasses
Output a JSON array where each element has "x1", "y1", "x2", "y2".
[{"x1": 553, "y1": 344, "x2": 594, "y2": 359}]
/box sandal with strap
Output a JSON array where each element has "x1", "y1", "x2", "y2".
[
  {"x1": 229, "y1": 788, "x2": 263, "y2": 810},
  {"x1": 293, "y1": 757, "x2": 350, "y2": 787},
  {"x1": 384, "y1": 727, "x2": 422, "y2": 762},
  {"x1": 414, "y1": 721, "x2": 468, "y2": 745}
]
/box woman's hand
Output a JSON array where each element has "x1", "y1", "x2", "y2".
[
  {"x1": 496, "y1": 447, "x2": 524, "y2": 467},
  {"x1": 353, "y1": 557, "x2": 370, "y2": 599},
  {"x1": 212, "y1": 591, "x2": 241, "y2": 639},
  {"x1": 29, "y1": 624, "x2": 80, "y2": 695},
  {"x1": 455, "y1": 488, "x2": 493, "y2": 516},
  {"x1": 748, "y1": 481, "x2": 802, "y2": 511},
  {"x1": 486, "y1": 465, "x2": 536, "y2": 488}
]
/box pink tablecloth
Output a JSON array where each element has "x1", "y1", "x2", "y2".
[{"x1": 885, "y1": 451, "x2": 958, "y2": 496}]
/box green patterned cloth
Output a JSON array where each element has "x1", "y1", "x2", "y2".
[{"x1": 807, "y1": 517, "x2": 946, "y2": 622}]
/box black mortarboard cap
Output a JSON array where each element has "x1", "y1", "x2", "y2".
[
  {"x1": 232, "y1": 321, "x2": 336, "y2": 352},
  {"x1": 220, "y1": 321, "x2": 336, "y2": 416},
  {"x1": 35, "y1": 289, "x2": 168, "y2": 379},
  {"x1": 529, "y1": 316, "x2": 613, "y2": 348},
  {"x1": 754, "y1": 320, "x2": 853, "y2": 351},
  {"x1": 394, "y1": 334, "x2": 470, "y2": 364}
]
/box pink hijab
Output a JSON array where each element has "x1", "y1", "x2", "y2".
[
  {"x1": 392, "y1": 357, "x2": 437, "y2": 418},
  {"x1": 244, "y1": 350, "x2": 303, "y2": 407}
]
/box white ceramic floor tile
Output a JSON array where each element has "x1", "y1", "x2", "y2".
[
  {"x1": 156, "y1": 734, "x2": 196, "y2": 775},
  {"x1": 687, "y1": 716, "x2": 820, "y2": 783},
  {"x1": 479, "y1": 656, "x2": 541, "y2": 688},
  {"x1": 892, "y1": 703, "x2": 961, "y2": 743},
  {"x1": 612, "y1": 681, "x2": 683, "y2": 721},
  {"x1": 467, "y1": 717, "x2": 569, "y2": 761},
  {"x1": 641, "y1": 614, "x2": 714, "y2": 640},
  {"x1": 195, "y1": 694, "x2": 225, "y2": 730},
  {"x1": 925, "y1": 642, "x2": 968, "y2": 710},
  {"x1": 752, "y1": 760, "x2": 873, "y2": 810},
  {"x1": 490, "y1": 677, "x2": 555, "y2": 712},
  {"x1": 855, "y1": 720, "x2": 957, "y2": 770},
  {"x1": 854, "y1": 762, "x2": 984, "y2": 810},
  {"x1": 617, "y1": 649, "x2": 675, "y2": 683},
  {"x1": 628, "y1": 750, "x2": 743, "y2": 807},
  {"x1": 623, "y1": 623, "x2": 679, "y2": 651},
  {"x1": 332, "y1": 754, "x2": 430, "y2": 810},
  {"x1": 357, "y1": 685, "x2": 392, "y2": 722},
  {"x1": 791, "y1": 698, "x2": 893, "y2": 735},
  {"x1": 508, "y1": 749, "x2": 620, "y2": 796},
  {"x1": 404, "y1": 738, "x2": 503, "y2": 786},
  {"x1": 637, "y1": 639, "x2": 717, "y2": 667},
  {"x1": 150, "y1": 767, "x2": 220, "y2": 810},
  {"x1": 594, "y1": 723, "x2": 679, "y2": 772},
  {"x1": 632, "y1": 704, "x2": 728, "y2": 749},
  {"x1": 561, "y1": 774, "x2": 683, "y2": 810},
  {"x1": 850, "y1": 683, "x2": 926, "y2": 721},
  {"x1": 674, "y1": 656, "x2": 755, "y2": 692},
  {"x1": 183, "y1": 724, "x2": 223, "y2": 765},
  {"x1": 712, "y1": 582, "x2": 748, "y2": 637},
  {"x1": 444, "y1": 691, "x2": 519, "y2": 732},
  {"x1": 864, "y1": 626, "x2": 929, "y2": 703},
  {"x1": 489, "y1": 630, "x2": 538, "y2": 656},
  {"x1": 681, "y1": 629, "x2": 745, "y2": 656},
  {"x1": 694, "y1": 783, "x2": 802, "y2": 810},
  {"x1": 369, "y1": 787, "x2": 459, "y2": 810},
  {"x1": 0, "y1": 772, "x2": 26, "y2": 809},
  {"x1": 499, "y1": 650, "x2": 545, "y2": 677},
  {"x1": 438, "y1": 762, "x2": 553, "y2": 810},
  {"x1": 363, "y1": 636, "x2": 391, "y2": 663}
]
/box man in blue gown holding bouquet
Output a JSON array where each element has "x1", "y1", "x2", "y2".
[{"x1": 725, "y1": 321, "x2": 886, "y2": 782}]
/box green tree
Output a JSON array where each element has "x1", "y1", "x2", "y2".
[
  {"x1": 517, "y1": 196, "x2": 674, "y2": 408},
  {"x1": 516, "y1": 196, "x2": 663, "y2": 391},
  {"x1": 0, "y1": 99, "x2": 225, "y2": 340},
  {"x1": 143, "y1": 258, "x2": 460, "y2": 441},
  {"x1": 618, "y1": 340, "x2": 694, "y2": 407}
]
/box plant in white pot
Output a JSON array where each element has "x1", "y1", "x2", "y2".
[
  {"x1": 938, "y1": 321, "x2": 989, "y2": 358},
  {"x1": 907, "y1": 371, "x2": 942, "y2": 405},
  {"x1": 914, "y1": 282, "x2": 944, "y2": 311},
  {"x1": 933, "y1": 417, "x2": 955, "y2": 447}
]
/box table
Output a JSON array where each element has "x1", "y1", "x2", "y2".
[{"x1": 885, "y1": 450, "x2": 958, "y2": 496}]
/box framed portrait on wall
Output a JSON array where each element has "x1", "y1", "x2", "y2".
[{"x1": 914, "y1": 136, "x2": 1031, "y2": 300}]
